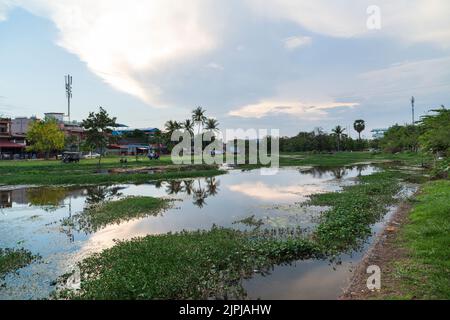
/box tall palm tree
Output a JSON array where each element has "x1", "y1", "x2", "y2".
[
  {"x1": 164, "y1": 120, "x2": 182, "y2": 136},
  {"x1": 192, "y1": 106, "x2": 207, "y2": 135},
  {"x1": 332, "y1": 125, "x2": 346, "y2": 152},
  {"x1": 353, "y1": 120, "x2": 366, "y2": 140},
  {"x1": 205, "y1": 118, "x2": 219, "y2": 133},
  {"x1": 182, "y1": 119, "x2": 194, "y2": 137}
]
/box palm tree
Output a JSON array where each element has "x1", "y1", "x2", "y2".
[
  {"x1": 353, "y1": 120, "x2": 366, "y2": 140},
  {"x1": 205, "y1": 118, "x2": 219, "y2": 133},
  {"x1": 192, "y1": 106, "x2": 207, "y2": 135},
  {"x1": 182, "y1": 119, "x2": 194, "y2": 137},
  {"x1": 332, "y1": 125, "x2": 346, "y2": 152},
  {"x1": 164, "y1": 120, "x2": 182, "y2": 136}
]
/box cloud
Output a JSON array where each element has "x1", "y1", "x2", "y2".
[
  {"x1": 8, "y1": 0, "x2": 222, "y2": 105},
  {"x1": 283, "y1": 35, "x2": 312, "y2": 50},
  {"x1": 229, "y1": 99, "x2": 358, "y2": 119},
  {"x1": 245, "y1": 0, "x2": 450, "y2": 46},
  {"x1": 206, "y1": 62, "x2": 224, "y2": 71},
  {"x1": 0, "y1": 0, "x2": 13, "y2": 21}
]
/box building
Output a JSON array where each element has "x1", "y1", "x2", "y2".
[
  {"x1": 0, "y1": 118, "x2": 26, "y2": 159},
  {"x1": 371, "y1": 128, "x2": 388, "y2": 139}
]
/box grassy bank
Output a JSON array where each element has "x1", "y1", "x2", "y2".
[
  {"x1": 0, "y1": 249, "x2": 38, "y2": 279},
  {"x1": 57, "y1": 168, "x2": 412, "y2": 299},
  {"x1": 64, "y1": 196, "x2": 170, "y2": 232},
  {"x1": 387, "y1": 180, "x2": 450, "y2": 299},
  {"x1": 0, "y1": 155, "x2": 224, "y2": 185}
]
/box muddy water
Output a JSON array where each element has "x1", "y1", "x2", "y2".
[{"x1": 0, "y1": 165, "x2": 395, "y2": 300}]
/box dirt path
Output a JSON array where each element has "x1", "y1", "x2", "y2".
[{"x1": 340, "y1": 200, "x2": 414, "y2": 299}]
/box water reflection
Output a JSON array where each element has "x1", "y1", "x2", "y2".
[
  {"x1": 0, "y1": 165, "x2": 383, "y2": 300},
  {"x1": 301, "y1": 164, "x2": 370, "y2": 179}
]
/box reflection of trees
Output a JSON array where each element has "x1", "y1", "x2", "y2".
[
  {"x1": 206, "y1": 177, "x2": 220, "y2": 196},
  {"x1": 85, "y1": 185, "x2": 124, "y2": 205},
  {"x1": 161, "y1": 178, "x2": 221, "y2": 208},
  {"x1": 330, "y1": 167, "x2": 346, "y2": 179},
  {"x1": 183, "y1": 180, "x2": 194, "y2": 196},
  {"x1": 27, "y1": 187, "x2": 69, "y2": 208},
  {"x1": 165, "y1": 181, "x2": 183, "y2": 195}
]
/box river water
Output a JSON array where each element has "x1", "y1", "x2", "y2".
[{"x1": 0, "y1": 164, "x2": 410, "y2": 299}]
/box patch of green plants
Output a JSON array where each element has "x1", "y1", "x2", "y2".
[
  {"x1": 0, "y1": 248, "x2": 39, "y2": 279},
  {"x1": 309, "y1": 170, "x2": 405, "y2": 253},
  {"x1": 63, "y1": 196, "x2": 170, "y2": 233}
]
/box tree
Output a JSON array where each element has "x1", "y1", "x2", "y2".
[
  {"x1": 81, "y1": 107, "x2": 117, "y2": 167},
  {"x1": 182, "y1": 119, "x2": 194, "y2": 137},
  {"x1": 353, "y1": 120, "x2": 366, "y2": 140},
  {"x1": 418, "y1": 106, "x2": 450, "y2": 157},
  {"x1": 192, "y1": 106, "x2": 207, "y2": 135},
  {"x1": 205, "y1": 118, "x2": 219, "y2": 134},
  {"x1": 26, "y1": 119, "x2": 65, "y2": 159},
  {"x1": 332, "y1": 125, "x2": 346, "y2": 152},
  {"x1": 164, "y1": 120, "x2": 182, "y2": 136}
]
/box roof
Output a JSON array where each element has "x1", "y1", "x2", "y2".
[{"x1": 0, "y1": 141, "x2": 26, "y2": 148}]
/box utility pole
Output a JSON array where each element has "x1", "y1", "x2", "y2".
[
  {"x1": 65, "y1": 75, "x2": 73, "y2": 122},
  {"x1": 411, "y1": 96, "x2": 415, "y2": 126}
]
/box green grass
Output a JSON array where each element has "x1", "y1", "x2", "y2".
[
  {"x1": 0, "y1": 248, "x2": 38, "y2": 279},
  {"x1": 56, "y1": 168, "x2": 414, "y2": 299},
  {"x1": 389, "y1": 180, "x2": 450, "y2": 299},
  {"x1": 0, "y1": 157, "x2": 224, "y2": 185},
  {"x1": 64, "y1": 196, "x2": 170, "y2": 232}
]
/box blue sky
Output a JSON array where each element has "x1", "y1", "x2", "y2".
[{"x1": 1, "y1": 0, "x2": 449, "y2": 138}]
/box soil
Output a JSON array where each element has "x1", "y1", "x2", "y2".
[{"x1": 340, "y1": 201, "x2": 414, "y2": 299}]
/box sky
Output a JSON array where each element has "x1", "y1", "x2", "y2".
[{"x1": 0, "y1": 0, "x2": 449, "y2": 139}]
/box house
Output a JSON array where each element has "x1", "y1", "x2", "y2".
[{"x1": 0, "y1": 118, "x2": 26, "y2": 159}]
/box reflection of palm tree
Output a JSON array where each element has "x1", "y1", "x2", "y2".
[
  {"x1": 205, "y1": 177, "x2": 220, "y2": 196},
  {"x1": 193, "y1": 188, "x2": 208, "y2": 208},
  {"x1": 165, "y1": 180, "x2": 183, "y2": 195},
  {"x1": 192, "y1": 179, "x2": 208, "y2": 208},
  {"x1": 183, "y1": 180, "x2": 194, "y2": 196},
  {"x1": 86, "y1": 186, "x2": 123, "y2": 205},
  {"x1": 331, "y1": 167, "x2": 347, "y2": 179}
]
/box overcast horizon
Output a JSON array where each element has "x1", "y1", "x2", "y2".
[{"x1": 1, "y1": 1, "x2": 450, "y2": 139}]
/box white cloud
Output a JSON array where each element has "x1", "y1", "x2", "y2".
[
  {"x1": 206, "y1": 62, "x2": 224, "y2": 71},
  {"x1": 283, "y1": 35, "x2": 312, "y2": 50},
  {"x1": 8, "y1": 0, "x2": 222, "y2": 105},
  {"x1": 229, "y1": 98, "x2": 358, "y2": 119},
  {"x1": 245, "y1": 0, "x2": 450, "y2": 46},
  {"x1": 0, "y1": 0, "x2": 13, "y2": 21}
]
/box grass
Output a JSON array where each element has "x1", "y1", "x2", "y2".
[
  {"x1": 0, "y1": 248, "x2": 38, "y2": 279},
  {"x1": 0, "y1": 158, "x2": 225, "y2": 185},
  {"x1": 388, "y1": 180, "x2": 450, "y2": 299},
  {"x1": 0, "y1": 152, "x2": 425, "y2": 186},
  {"x1": 309, "y1": 170, "x2": 406, "y2": 253},
  {"x1": 64, "y1": 196, "x2": 170, "y2": 232},
  {"x1": 56, "y1": 168, "x2": 413, "y2": 299}
]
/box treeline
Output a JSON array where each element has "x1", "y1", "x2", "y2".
[
  {"x1": 376, "y1": 106, "x2": 449, "y2": 157},
  {"x1": 280, "y1": 130, "x2": 369, "y2": 153}
]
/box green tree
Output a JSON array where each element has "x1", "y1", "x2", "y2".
[
  {"x1": 192, "y1": 106, "x2": 207, "y2": 135},
  {"x1": 353, "y1": 120, "x2": 366, "y2": 140},
  {"x1": 332, "y1": 125, "x2": 346, "y2": 152},
  {"x1": 81, "y1": 107, "x2": 117, "y2": 167},
  {"x1": 182, "y1": 119, "x2": 194, "y2": 137},
  {"x1": 418, "y1": 106, "x2": 450, "y2": 157},
  {"x1": 26, "y1": 119, "x2": 65, "y2": 159}
]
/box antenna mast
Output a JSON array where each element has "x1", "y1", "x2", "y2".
[
  {"x1": 65, "y1": 74, "x2": 73, "y2": 122},
  {"x1": 411, "y1": 96, "x2": 415, "y2": 126}
]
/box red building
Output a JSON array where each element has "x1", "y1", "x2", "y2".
[{"x1": 0, "y1": 118, "x2": 26, "y2": 159}]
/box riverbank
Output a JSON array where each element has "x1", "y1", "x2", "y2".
[
  {"x1": 0, "y1": 152, "x2": 425, "y2": 186},
  {"x1": 342, "y1": 180, "x2": 450, "y2": 300}
]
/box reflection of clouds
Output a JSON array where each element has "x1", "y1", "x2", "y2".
[
  {"x1": 228, "y1": 182, "x2": 325, "y2": 201},
  {"x1": 78, "y1": 218, "x2": 169, "y2": 258}
]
